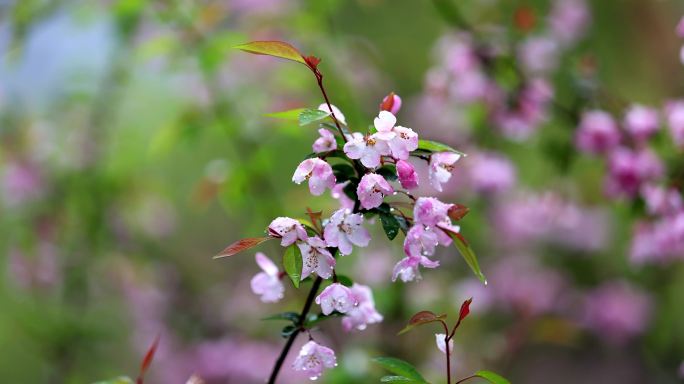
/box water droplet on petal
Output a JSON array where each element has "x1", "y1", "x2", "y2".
[{"x1": 484, "y1": 279, "x2": 488, "y2": 286}]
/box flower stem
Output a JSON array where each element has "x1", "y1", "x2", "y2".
[
  {"x1": 267, "y1": 275, "x2": 324, "y2": 384},
  {"x1": 314, "y1": 70, "x2": 348, "y2": 143}
]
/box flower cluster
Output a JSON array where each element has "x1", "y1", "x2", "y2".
[{"x1": 233, "y1": 91, "x2": 471, "y2": 381}]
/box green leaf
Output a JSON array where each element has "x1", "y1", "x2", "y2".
[
  {"x1": 474, "y1": 370, "x2": 511, "y2": 384},
  {"x1": 336, "y1": 274, "x2": 353, "y2": 287},
  {"x1": 381, "y1": 376, "x2": 425, "y2": 383},
  {"x1": 398, "y1": 310, "x2": 447, "y2": 335},
  {"x1": 92, "y1": 378, "x2": 134, "y2": 384},
  {"x1": 281, "y1": 324, "x2": 297, "y2": 338},
  {"x1": 303, "y1": 312, "x2": 344, "y2": 328},
  {"x1": 234, "y1": 41, "x2": 306, "y2": 64},
  {"x1": 376, "y1": 164, "x2": 398, "y2": 181},
  {"x1": 332, "y1": 164, "x2": 356, "y2": 181},
  {"x1": 414, "y1": 139, "x2": 466, "y2": 156},
  {"x1": 445, "y1": 230, "x2": 486, "y2": 284},
  {"x1": 373, "y1": 357, "x2": 428, "y2": 383},
  {"x1": 282, "y1": 245, "x2": 303, "y2": 288},
  {"x1": 299, "y1": 109, "x2": 331, "y2": 126},
  {"x1": 262, "y1": 312, "x2": 300, "y2": 323},
  {"x1": 264, "y1": 108, "x2": 306, "y2": 121},
  {"x1": 379, "y1": 212, "x2": 400, "y2": 240}
]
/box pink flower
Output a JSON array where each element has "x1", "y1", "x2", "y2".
[
  {"x1": 605, "y1": 147, "x2": 664, "y2": 198},
  {"x1": 624, "y1": 104, "x2": 659, "y2": 141},
  {"x1": 292, "y1": 158, "x2": 336, "y2": 196},
  {"x1": 396, "y1": 160, "x2": 419, "y2": 189},
  {"x1": 575, "y1": 110, "x2": 621, "y2": 154},
  {"x1": 374, "y1": 110, "x2": 397, "y2": 134},
  {"x1": 391, "y1": 256, "x2": 440, "y2": 282},
  {"x1": 380, "y1": 93, "x2": 403, "y2": 115},
  {"x1": 435, "y1": 333, "x2": 454, "y2": 354},
  {"x1": 342, "y1": 283, "x2": 383, "y2": 331},
  {"x1": 641, "y1": 184, "x2": 682, "y2": 216},
  {"x1": 357, "y1": 173, "x2": 394, "y2": 209},
  {"x1": 467, "y1": 152, "x2": 516, "y2": 194},
  {"x1": 250, "y1": 252, "x2": 284, "y2": 303},
  {"x1": 429, "y1": 152, "x2": 461, "y2": 191},
  {"x1": 315, "y1": 283, "x2": 356, "y2": 315},
  {"x1": 268, "y1": 217, "x2": 308, "y2": 246},
  {"x1": 343, "y1": 132, "x2": 390, "y2": 168},
  {"x1": 388, "y1": 125, "x2": 419, "y2": 160},
  {"x1": 292, "y1": 340, "x2": 337, "y2": 380},
  {"x1": 298, "y1": 237, "x2": 336, "y2": 279},
  {"x1": 665, "y1": 100, "x2": 684, "y2": 147},
  {"x1": 519, "y1": 36, "x2": 559, "y2": 74},
  {"x1": 323, "y1": 209, "x2": 371, "y2": 255},
  {"x1": 312, "y1": 129, "x2": 337, "y2": 153},
  {"x1": 330, "y1": 181, "x2": 354, "y2": 210},
  {"x1": 413, "y1": 197, "x2": 453, "y2": 227},
  {"x1": 403, "y1": 225, "x2": 439, "y2": 258},
  {"x1": 582, "y1": 281, "x2": 652, "y2": 345},
  {"x1": 318, "y1": 103, "x2": 347, "y2": 125},
  {"x1": 677, "y1": 16, "x2": 684, "y2": 38},
  {"x1": 549, "y1": 0, "x2": 590, "y2": 46}
]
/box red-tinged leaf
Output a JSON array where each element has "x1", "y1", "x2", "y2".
[
  {"x1": 398, "y1": 310, "x2": 447, "y2": 335},
  {"x1": 380, "y1": 92, "x2": 397, "y2": 112},
  {"x1": 136, "y1": 335, "x2": 160, "y2": 384},
  {"x1": 214, "y1": 237, "x2": 272, "y2": 259},
  {"x1": 448, "y1": 204, "x2": 470, "y2": 221},
  {"x1": 514, "y1": 5, "x2": 536, "y2": 32},
  {"x1": 458, "y1": 298, "x2": 472, "y2": 323},
  {"x1": 304, "y1": 55, "x2": 321, "y2": 70},
  {"x1": 234, "y1": 41, "x2": 306, "y2": 64}
]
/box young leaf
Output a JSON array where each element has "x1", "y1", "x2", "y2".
[
  {"x1": 281, "y1": 324, "x2": 297, "y2": 338},
  {"x1": 443, "y1": 230, "x2": 486, "y2": 284},
  {"x1": 262, "y1": 312, "x2": 301, "y2": 323},
  {"x1": 282, "y1": 244, "x2": 303, "y2": 288},
  {"x1": 214, "y1": 237, "x2": 272, "y2": 259},
  {"x1": 373, "y1": 357, "x2": 428, "y2": 383},
  {"x1": 448, "y1": 204, "x2": 470, "y2": 221},
  {"x1": 136, "y1": 335, "x2": 160, "y2": 384},
  {"x1": 474, "y1": 370, "x2": 511, "y2": 384},
  {"x1": 414, "y1": 139, "x2": 466, "y2": 156},
  {"x1": 304, "y1": 312, "x2": 344, "y2": 328},
  {"x1": 459, "y1": 298, "x2": 473, "y2": 323},
  {"x1": 264, "y1": 108, "x2": 307, "y2": 121},
  {"x1": 299, "y1": 109, "x2": 331, "y2": 126},
  {"x1": 398, "y1": 310, "x2": 447, "y2": 335},
  {"x1": 234, "y1": 41, "x2": 306, "y2": 64},
  {"x1": 379, "y1": 212, "x2": 401, "y2": 240},
  {"x1": 381, "y1": 376, "x2": 425, "y2": 383}
]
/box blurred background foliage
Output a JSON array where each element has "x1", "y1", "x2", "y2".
[{"x1": 1, "y1": 0, "x2": 684, "y2": 383}]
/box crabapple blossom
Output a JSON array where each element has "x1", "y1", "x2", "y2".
[
  {"x1": 391, "y1": 255, "x2": 440, "y2": 283},
  {"x1": 268, "y1": 217, "x2": 308, "y2": 246},
  {"x1": 343, "y1": 132, "x2": 390, "y2": 168},
  {"x1": 624, "y1": 104, "x2": 659, "y2": 141},
  {"x1": 429, "y1": 152, "x2": 461, "y2": 192},
  {"x1": 435, "y1": 333, "x2": 454, "y2": 354},
  {"x1": 413, "y1": 197, "x2": 453, "y2": 228},
  {"x1": 323, "y1": 209, "x2": 371, "y2": 255},
  {"x1": 467, "y1": 152, "x2": 516, "y2": 194},
  {"x1": 665, "y1": 100, "x2": 684, "y2": 147},
  {"x1": 318, "y1": 103, "x2": 347, "y2": 125},
  {"x1": 315, "y1": 283, "x2": 356, "y2": 315},
  {"x1": 330, "y1": 181, "x2": 354, "y2": 210},
  {"x1": 641, "y1": 184, "x2": 682, "y2": 216},
  {"x1": 298, "y1": 236, "x2": 336, "y2": 280},
  {"x1": 403, "y1": 225, "x2": 436, "y2": 257},
  {"x1": 380, "y1": 93, "x2": 402, "y2": 115},
  {"x1": 341, "y1": 283, "x2": 383, "y2": 331},
  {"x1": 396, "y1": 159, "x2": 419, "y2": 189},
  {"x1": 312, "y1": 128, "x2": 337, "y2": 153},
  {"x1": 250, "y1": 252, "x2": 284, "y2": 303},
  {"x1": 357, "y1": 173, "x2": 394, "y2": 209},
  {"x1": 292, "y1": 340, "x2": 337, "y2": 380},
  {"x1": 575, "y1": 110, "x2": 621, "y2": 154},
  {"x1": 388, "y1": 125, "x2": 419, "y2": 160},
  {"x1": 605, "y1": 147, "x2": 663, "y2": 198},
  {"x1": 519, "y1": 36, "x2": 559, "y2": 74},
  {"x1": 374, "y1": 110, "x2": 397, "y2": 134},
  {"x1": 548, "y1": 0, "x2": 590, "y2": 46},
  {"x1": 292, "y1": 158, "x2": 336, "y2": 196}
]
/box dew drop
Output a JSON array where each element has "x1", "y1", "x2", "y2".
[
  {"x1": 392, "y1": 191, "x2": 398, "y2": 195},
  {"x1": 484, "y1": 279, "x2": 488, "y2": 286},
  {"x1": 389, "y1": 207, "x2": 395, "y2": 212}
]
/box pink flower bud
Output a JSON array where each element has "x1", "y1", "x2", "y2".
[
  {"x1": 575, "y1": 110, "x2": 621, "y2": 154},
  {"x1": 396, "y1": 160, "x2": 419, "y2": 189},
  {"x1": 380, "y1": 92, "x2": 402, "y2": 115}
]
